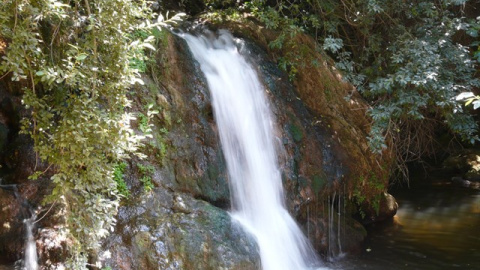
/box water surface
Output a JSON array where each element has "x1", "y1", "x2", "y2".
[{"x1": 336, "y1": 179, "x2": 480, "y2": 270}]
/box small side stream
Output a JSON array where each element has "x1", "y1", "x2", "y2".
[
  {"x1": 0, "y1": 181, "x2": 38, "y2": 270},
  {"x1": 336, "y1": 176, "x2": 480, "y2": 270}
]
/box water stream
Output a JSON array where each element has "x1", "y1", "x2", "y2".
[
  {"x1": 23, "y1": 214, "x2": 38, "y2": 270},
  {"x1": 0, "y1": 181, "x2": 38, "y2": 270},
  {"x1": 182, "y1": 30, "x2": 325, "y2": 270}
]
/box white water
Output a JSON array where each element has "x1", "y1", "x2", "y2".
[
  {"x1": 183, "y1": 30, "x2": 325, "y2": 270},
  {"x1": 23, "y1": 214, "x2": 38, "y2": 270}
]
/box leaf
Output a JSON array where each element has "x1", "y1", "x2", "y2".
[
  {"x1": 132, "y1": 77, "x2": 144, "y2": 85},
  {"x1": 323, "y1": 36, "x2": 343, "y2": 53},
  {"x1": 473, "y1": 100, "x2": 480, "y2": 110},
  {"x1": 139, "y1": 43, "x2": 156, "y2": 50},
  {"x1": 157, "y1": 13, "x2": 164, "y2": 23},
  {"x1": 456, "y1": 92, "x2": 474, "y2": 100},
  {"x1": 76, "y1": 54, "x2": 88, "y2": 61},
  {"x1": 465, "y1": 98, "x2": 474, "y2": 106},
  {"x1": 467, "y1": 29, "x2": 478, "y2": 38}
]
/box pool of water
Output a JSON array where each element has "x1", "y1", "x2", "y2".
[{"x1": 334, "y1": 178, "x2": 480, "y2": 270}]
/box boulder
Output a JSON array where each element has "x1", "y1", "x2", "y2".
[
  {"x1": 356, "y1": 192, "x2": 399, "y2": 225},
  {"x1": 101, "y1": 191, "x2": 260, "y2": 270},
  {"x1": 443, "y1": 148, "x2": 480, "y2": 181}
]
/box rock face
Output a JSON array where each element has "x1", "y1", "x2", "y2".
[
  {"x1": 0, "y1": 188, "x2": 24, "y2": 262},
  {"x1": 100, "y1": 24, "x2": 394, "y2": 266},
  {"x1": 100, "y1": 33, "x2": 260, "y2": 269},
  {"x1": 102, "y1": 192, "x2": 259, "y2": 270}
]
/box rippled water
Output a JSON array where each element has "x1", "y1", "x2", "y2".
[{"x1": 336, "y1": 179, "x2": 480, "y2": 270}]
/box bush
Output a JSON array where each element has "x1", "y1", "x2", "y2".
[{"x1": 0, "y1": 0, "x2": 182, "y2": 268}]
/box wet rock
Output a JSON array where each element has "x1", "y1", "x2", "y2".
[
  {"x1": 303, "y1": 203, "x2": 367, "y2": 257},
  {"x1": 357, "y1": 192, "x2": 398, "y2": 225},
  {"x1": 442, "y1": 148, "x2": 480, "y2": 186},
  {"x1": 156, "y1": 94, "x2": 170, "y2": 109},
  {"x1": 443, "y1": 148, "x2": 480, "y2": 181},
  {"x1": 0, "y1": 188, "x2": 26, "y2": 261},
  {"x1": 0, "y1": 122, "x2": 7, "y2": 154},
  {"x1": 451, "y1": 176, "x2": 480, "y2": 189},
  {"x1": 36, "y1": 227, "x2": 68, "y2": 269},
  {"x1": 214, "y1": 19, "x2": 392, "y2": 198},
  {"x1": 102, "y1": 194, "x2": 260, "y2": 270},
  {"x1": 451, "y1": 176, "x2": 472, "y2": 187},
  {"x1": 133, "y1": 34, "x2": 230, "y2": 206},
  {"x1": 0, "y1": 80, "x2": 62, "y2": 267}
]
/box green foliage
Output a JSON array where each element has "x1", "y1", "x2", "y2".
[
  {"x1": 353, "y1": 172, "x2": 384, "y2": 218},
  {"x1": 129, "y1": 29, "x2": 163, "y2": 73},
  {"x1": 138, "y1": 104, "x2": 159, "y2": 134},
  {"x1": 137, "y1": 163, "x2": 155, "y2": 192},
  {"x1": 0, "y1": 0, "x2": 182, "y2": 268},
  {"x1": 138, "y1": 113, "x2": 149, "y2": 133},
  {"x1": 113, "y1": 162, "x2": 130, "y2": 198}
]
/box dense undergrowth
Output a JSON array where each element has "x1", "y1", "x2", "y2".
[{"x1": 0, "y1": 0, "x2": 181, "y2": 268}]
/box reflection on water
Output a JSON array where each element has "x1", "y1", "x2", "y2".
[{"x1": 335, "y1": 180, "x2": 480, "y2": 270}]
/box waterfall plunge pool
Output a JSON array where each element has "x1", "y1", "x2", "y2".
[{"x1": 335, "y1": 176, "x2": 480, "y2": 270}]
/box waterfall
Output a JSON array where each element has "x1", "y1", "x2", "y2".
[
  {"x1": 23, "y1": 215, "x2": 38, "y2": 270},
  {"x1": 182, "y1": 30, "x2": 325, "y2": 270}
]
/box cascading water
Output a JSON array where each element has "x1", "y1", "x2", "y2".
[
  {"x1": 23, "y1": 214, "x2": 38, "y2": 270},
  {"x1": 182, "y1": 30, "x2": 326, "y2": 270}
]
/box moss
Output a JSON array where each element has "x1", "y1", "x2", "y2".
[
  {"x1": 312, "y1": 174, "x2": 326, "y2": 194},
  {"x1": 134, "y1": 231, "x2": 153, "y2": 252},
  {"x1": 297, "y1": 176, "x2": 308, "y2": 188},
  {"x1": 352, "y1": 171, "x2": 387, "y2": 217},
  {"x1": 288, "y1": 124, "x2": 303, "y2": 142}
]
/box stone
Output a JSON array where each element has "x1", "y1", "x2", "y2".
[
  {"x1": 101, "y1": 194, "x2": 260, "y2": 270},
  {"x1": 358, "y1": 192, "x2": 399, "y2": 225},
  {"x1": 443, "y1": 148, "x2": 480, "y2": 181}
]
